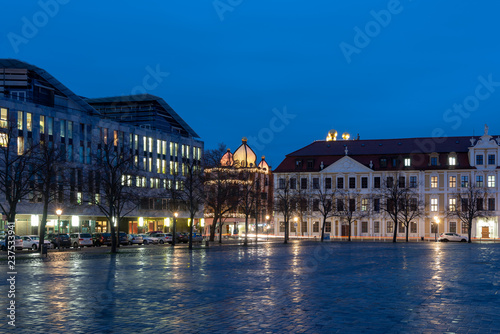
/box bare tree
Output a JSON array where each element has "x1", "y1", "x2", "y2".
[
  {"x1": 89, "y1": 133, "x2": 139, "y2": 253},
  {"x1": 0, "y1": 121, "x2": 38, "y2": 224},
  {"x1": 238, "y1": 169, "x2": 257, "y2": 246},
  {"x1": 274, "y1": 175, "x2": 296, "y2": 244},
  {"x1": 313, "y1": 186, "x2": 336, "y2": 242},
  {"x1": 377, "y1": 174, "x2": 407, "y2": 243},
  {"x1": 204, "y1": 144, "x2": 237, "y2": 242},
  {"x1": 446, "y1": 182, "x2": 488, "y2": 243},
  {"x1": 32, "y1": 142, "x2": 67, "y2": 252},
  {"x1": 180, "y1": 156, "x2": 205, "y2": 249},
  {"x1": 398, "y1": 187, "x2": 425, "y2": 242},
  {"x1": 163, "y1": 171, "x2": 184, "y2": 246},
  {"x1": 333, "y1": 189, "x2": 369, "y2": 241}
]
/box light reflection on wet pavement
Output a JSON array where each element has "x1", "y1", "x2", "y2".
[{"x1": 2, "y1": 242, "x2": 500, "y2": 333}]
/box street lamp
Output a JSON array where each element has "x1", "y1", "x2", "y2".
[
  {"x1": 434, "y1": 216, "x2": 439, "y2": 242},
  {"x1": 294, "y1": 217, "x2": 298, "y2": 238},
  {"x1": 173, "y1": 212, "x2": 178, "y2": 246},
  {"x1": 56, "y1": 209, "x2": 62, "y2": 233},
  {"x1": 265, "y1": 215, "x2": 270, "y2": 240}
]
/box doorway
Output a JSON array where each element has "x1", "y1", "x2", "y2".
[
  {"x1": 481, "y1": 226, "x2": 490, "y2": 238},
  {"x1": 341, "y1": 225, "x2": 349, "y2": 237}
]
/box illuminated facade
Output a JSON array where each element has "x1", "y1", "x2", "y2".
[
  {"x1": 273, "y1": 127, "x2": 500, "y2": 240},
  {"x1": 0, "y1": 59, "x2": 203, "y2": 235},
  {"x1": 204, "y1": 138, "x2": 273, "y2": 237}
]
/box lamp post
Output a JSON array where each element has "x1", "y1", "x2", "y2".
[
  {"x1": 294, "y1": 217, "x2": 298, "y2": 238},
  {"x1": 56, "y1": 209, "x2": 62, "y2": 233},
  {"x1": 172, "y1": 212, "x2": 178, "y2": 246},
  {"x1": 266, "y1": 215, "x2": 270, "y2": 240},
  {"x1": 434, "y1": 216, "x2": 439, "y2": 242}
]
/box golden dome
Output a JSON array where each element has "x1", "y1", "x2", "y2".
[
  {"x1": 220, "y1": 148, "x2": 234, "y2": 166},
  {"x1": 233, "y1": 137, "x2": 257, "y2": 167}
]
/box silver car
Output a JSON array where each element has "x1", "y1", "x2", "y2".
[
  {"x1": 139, "y1": 234, "x2": 159, "y2": 245},
  {"x1": 127, "y1": 234, "x2": 144, "y2": 245},
  {"x1": 438, "y1": 232, "x2": 468, "y2": 242},
  {"x1": 21, "y1": 235, "x2": 53, "y2": 250}
]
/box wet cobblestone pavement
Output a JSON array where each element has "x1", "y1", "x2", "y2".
[{"x1": 2, "y1": 241, "x2": 500, "y2": 333}]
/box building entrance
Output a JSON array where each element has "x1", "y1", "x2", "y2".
[{"x1": 482, "y1": 226, "x2": 490, "y2": 238}]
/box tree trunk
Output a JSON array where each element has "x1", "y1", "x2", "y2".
[
  {"x1": 321, "y1": 217, "x2": 326, "y2": 242},
  {"x1": 348, "y1": 223, "x2": 351, "y2": 242},
  {"x1": 244, "y1": 215, "x2": 248, "y2": 246},
  {"x1": 283, "y1": 220, "x2": 289, "y2": 244},
  {"x1": 468, "y1": 219, "x2": 472, "y2": 243},
  {"x1": 38, "y1": 197, "x2": 49, "y2": 254},
  {"x1": 405, "y1": 224, "x2": 409, "y2": 242},
  {"x1": 209, "y1": 217, "x2": 217, "y2": 242},
  {"x1": 188, "y1": 214, "x2": 194, "y2": 250},
  {"x1": 172, "y1": 216, "x2": 176, "y2": 247},
  {"x1": 392, "y1": 215, "x2": 398, "y2": 243},
  {"x1": 218, "y1": 221, "x2": 223, "y2": 243}
]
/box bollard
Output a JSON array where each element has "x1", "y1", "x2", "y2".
[{"x1": 205, "y1": 240, "x2": 209, "y2": 247}]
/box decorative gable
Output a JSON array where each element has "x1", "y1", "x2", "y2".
[{"x1": 320, "y1": 156, "x2": 372, "y2": 174}]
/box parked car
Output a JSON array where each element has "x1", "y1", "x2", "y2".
[
  {"x1": 438, "y1": 233, "x2": 468, "y2": 242},
  {"x1": 119, "y1": 232, "x2": 128, "y2": 245},
  {"x1": 176, "y1": 232, "x2": 189, "y2": 243},
  {"x1": 192, "y1": 232, "x2": 203, "y2": 243},
  {"x1": 150, "y1": 233, "x2": 171, "y2": 244},
  {"x1": 127, "y1": 234, "x2": 143, "y2": 245},
  {"x1": 21, "y1": 235, "x2": 52, "y2": 250},
  {"x1": 139, "y1": 234, "x2": 159, "y2": 245},
  {"x1": 93, "y1": 233, "x2": 112, "y2": 247},
  {"x1": 70, "y1": 233, "x2": 93, "y2": 248},
  {"x1": 0, "y1": 235, "x2": 23, "y2": 251},
  {"x1": 47, "y1": 233, "x2": 71, "y2": 249}
]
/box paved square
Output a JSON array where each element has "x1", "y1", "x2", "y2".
[{"x1": 2, "y1": 241, "x2": 500, "y2": 333}]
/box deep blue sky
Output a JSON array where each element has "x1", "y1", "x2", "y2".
[{"x1": 2, "y1": 1, "x2": 500, "y2": 168}]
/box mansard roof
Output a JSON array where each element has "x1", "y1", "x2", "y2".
[{"x1": 274, "y1": 135, "x2": 499, "y2": 173}]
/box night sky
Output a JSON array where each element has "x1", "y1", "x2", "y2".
[{"x1": 2, "y1": 1, "x2": 500, "y2": 168}]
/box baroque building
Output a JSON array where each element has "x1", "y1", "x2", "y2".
[
  {"x1": 204, "y1": 138, "x2": 273, "y2": 238},
  {"x1": 273, "y1": 127, "x2": 499, "y2": 240},
  {"x1": 0, "y1": 59, "x2": 203, "y2": 235}
]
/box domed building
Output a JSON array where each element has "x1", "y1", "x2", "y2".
[{"x1": 204, "y1": 138, "x2": 273, "y2": 240}]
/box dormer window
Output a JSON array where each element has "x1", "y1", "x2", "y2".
[
  {"x1": 307, "y1": 159, "x2": 314, "y2": 169},
  {"x1": 429, "y1": 152, "x2": 439, "y2": 166},
  {"x1": 476, "y1": 155, "x2": 484, "y2": 165},
  {"x1": 448, "y1": 156, "x2": 456, "y2": 166},
  {"x1": 380, "y1": 158, "x2": 387, "y2": 168},
  {"x1": 404, "y1": 158, "x2": 411, "y2": 167},
  {"x1": 295, "y1": 159, "x2": 303, "y2": 169}
]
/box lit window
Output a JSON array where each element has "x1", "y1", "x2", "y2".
[
  {"x1": 148, "y1": 137, "x2": 153, "y2": 153},
  {"x1": 17, "y1": 137, "x2": 24, "y2": 155},
  {"x1": 431, "y1": 176, "x2": 438, "y2": 188},
  {"x1": 26, "y1": 112, "x2": 32, "y2": 131},
  {"x1": 448, "y1": 156, "x2": 456, "y2": 166},
  {"x1": 404, "y1": 158, "x2": 411, "y2": 167},
  {"x1": 361, "y1": 199, "x2": 368, "y2": 211},
  {"x1": 17, "y1": 111, "x2": 22, "y2": 130},
  {"x1": 143, "y1": 137, "x2": 147, "y2": 151},
  {"x1": 0, "y1": 108, "x2": 8, "y2": 128},
  {"x1": 449, "y1": 176, "x2": 456, "y2": 188},
  {"x1": 431, "y1": 198, "x2": 438, "y2": 212},
  {"x1": 449, "y1": 198, "x2": 456, "y2": 211},
  {"x1": 157, "y1": 140, "x2": 161, "y2": 154},
  {"x1": 488, "y1": 175, "x2": 495, "y2": 188}
]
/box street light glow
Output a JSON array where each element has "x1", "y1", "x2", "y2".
[{"x1": 56, "y1": 209, "x2": 62, "y2": 216}]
